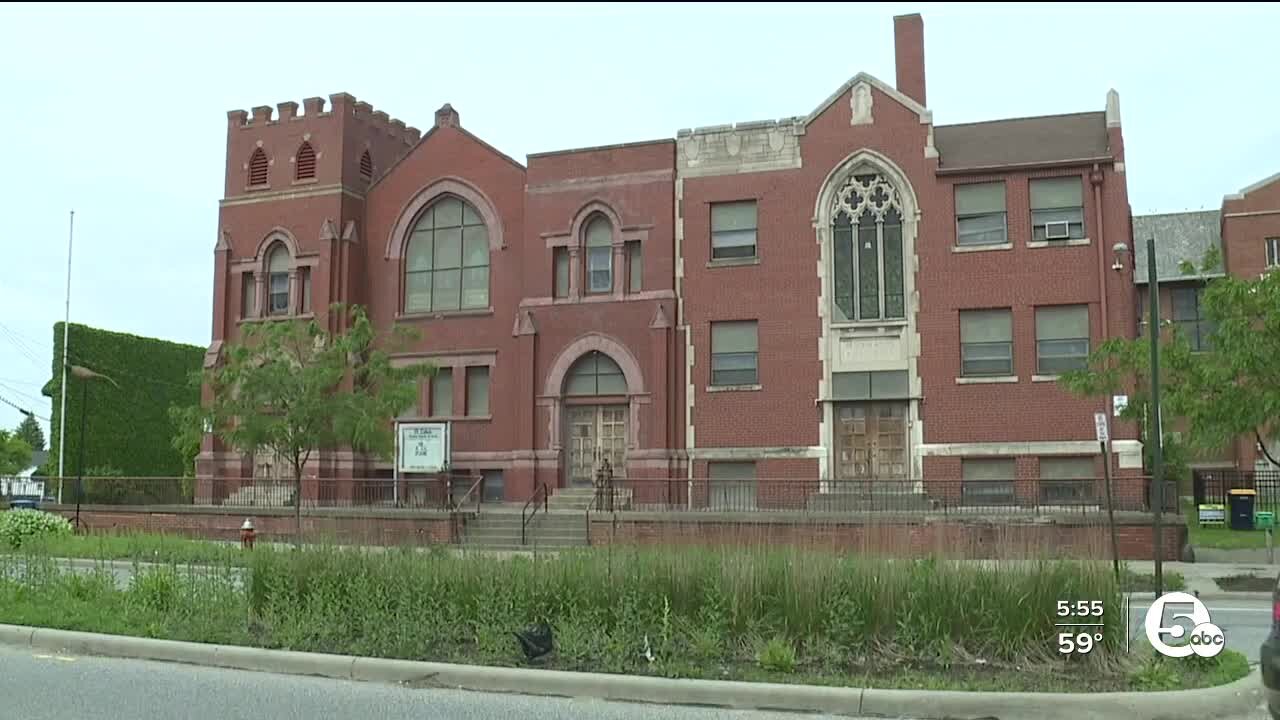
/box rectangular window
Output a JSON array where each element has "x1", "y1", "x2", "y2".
[
  {"x1": 1035, "y1": 305, "x2": 1090, "y2": 374},
  {"x1": 1039, "y1": 456, "x2": 1095, "y2": 504},
  {"x1": 627, "y1": 240, "x2": 642, "y2": 293},
  {"x1": 1030, "y1": 177, "x2": 1085, "y2": 242},
  {"x1": 1268, "y1": 238, "x2": 1280, "y2": 268},
  {"x1": 268, "y1": 272, "x2": 289, "y2": 316},
  {"x1": 431, "y1": 368, "x2": 453, "y2": 417},
  {"x1": 466, "y1": 366, "x2": 490, "y2": 417},
  {"x1": 955, "y1": 182, "x2": 1007, "y2": 246},
  {"x1": 553, "y1": 247, "x2": 570, "y2": 298},
  {"x1": 300, "y1": 268, "x2": 311, "y2": 314},
  {"x1": 962, "y1": 458, "x2": 1015, "y2": 505},
  {"x1": 1172, "y1": 286, "x2": 1214, "y2": 352},
  {"x1": 240, "y1": 272, "x2": 256, "y2": 319},
  {"x1": 707, "y1": 461, "x2": 756, "y2": 511},
  {"x1": 711, "y1": 200, "x2": 757, "y2": 260},
  {"x1": 960, "y1": 309, "x2": 1013, "y2": 377},
  {"x1": 587, "y1": 247, "x2": 612, "y2": 293},
  {"x1": 710, "y1": 320, "x2": 758, "y2": 386},
  {"x1": 481, "y1": 469, "x2": 505, "y2": 503}
]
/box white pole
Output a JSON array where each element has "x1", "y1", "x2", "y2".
[
  {"x1": 57, "y1": 210, "x2": 74, "y2": 504},
  {"x1": 393, "y1": 421, "x2": 399, "y2": 506}
]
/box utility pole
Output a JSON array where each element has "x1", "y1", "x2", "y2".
[
  {"x1": 57, "y1": 210, "x2": 74, "y2": 503},
  {"x1": 1147, "y1": 235, "x2": 1165, "y2": 596}
]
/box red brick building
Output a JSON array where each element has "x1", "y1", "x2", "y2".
[
  {"x1": 1135, "y1": 172, "x2": 1280, "y2": 474},
  {"x1": 199, "y1": 14, "x2": 1145, "y2": 507}
]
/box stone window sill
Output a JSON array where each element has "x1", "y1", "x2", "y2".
[
  {"x1": 955, "y1": 375, "x2": 1018, "y2": 385},
  {"x1": 291, "y1": 177, "x2": 319, "y2": 187},
  {"x1": 1028, "y1": 238, "x2": 1091, "y2": 249},
  {"x1": 706, "y1": 257, "x2": 760, "y2": 268},
  {"x1": 706, "y1": 384, "x2": 762, "y2": 393},
  {"x1": 831, "y1": 320, "x2": 909, "y2": 331},
  {"x1": 952, "y1": 242, "x2": 1013, "y2": 253},
  {"x1": 396, "y1": 308, "x2": 494, "y2": 321},
  {"x1": 411, "y1": 415, "x2": 493, "y2": 423},
  {"x1": 238, "y1": 312, "x2": 315, "y2": 325},
  {"x1": 1032, "y1": 374, "x2": 1064, "y2": 383},
  {"x1": 245, "y1": 184, "x2": 271, "y2": 192}
]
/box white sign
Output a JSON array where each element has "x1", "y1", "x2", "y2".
[
  {"x1": 1113, "y1": 395, "x2": 1128, "y2": 416},
  {"x1": 1143, "y1": 592, "x2": 1225, "y2": 658},
  {"x1": 1094, "y1": 412, "x2": 1110, "y2": 443},
  {"x1": 2, "y1": 478, "x2": 44, "y2": 499},
  {"x1": 397, "y1": 422, "x2": 450, "y2": 473}
]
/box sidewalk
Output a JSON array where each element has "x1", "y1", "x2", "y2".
[{"x1": 1125, "y1": 560, "x2": 1276, "y2": 599}]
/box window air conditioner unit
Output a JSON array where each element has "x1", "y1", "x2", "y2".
[{"x1": 1044, "y1": 221, "x2": 1071, "y2": 240}]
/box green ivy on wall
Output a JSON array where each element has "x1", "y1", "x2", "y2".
[{"x1": 41, "y1": 322, "x2": 203, "y2": 481}]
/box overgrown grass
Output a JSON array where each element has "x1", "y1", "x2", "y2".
[{"x1": 16, "y1": 531, "x2": 247, "y2": 566}]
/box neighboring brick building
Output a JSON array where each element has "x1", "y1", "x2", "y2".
[
  {"x1": 199, "y1": 13, "x2": 1145, "y2": 506},
  {"x1": 1135, "y1": 172, "x2": 1280, "y2": 473}
]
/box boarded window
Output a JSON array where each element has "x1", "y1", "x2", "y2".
[
  {"x1": 466, "y1": 366, "x2": 490, "y2": 417},
  {"x1": 962, "y1": 458, "x2": 1015, "y2": 505},
  {"x1": 711, "y1": 321, "x2": 758, "y2": 386},
  {"x1": 1036, "y1": 305, "x2": 1090, "y2": 374},
  {"x1": 707, "y1": 461, "x2": 756, "y2": 510},
  {"x1": 431, "y1": 368, "x2": 453, "y2": 417},
  {"x1": 240, "y1": 272, "x2": 256, "y2": 319},
  {"x1": 955, "y1": 182, "x2": 1007, "y2": 246},
  {"x1": 1039, "y1": 456, "x2": 1096, "y2": 504},
  {"x1": 627, "y1": 240, "x2": 642, "y2": 293},
  {"x1": 553, "y1": 247, "x2": 570, "y2": 298},
  {"x1": 1030, "y1": 177, "x2": 1085, "y2": 241},
  {"x1": 711, "y1": 201, "x2": 757, "y2": 259},
  {"x1": 960, "y1": 309, "x2": 1012, "y2": 376}
]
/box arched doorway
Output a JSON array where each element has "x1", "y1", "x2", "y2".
[{"x1": 562, "y1": 350, "x2": 629, "y2": 486}]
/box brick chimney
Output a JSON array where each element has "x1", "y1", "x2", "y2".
[{"x1": 894, "y1": 14, "x2": 926, "y2": 107}]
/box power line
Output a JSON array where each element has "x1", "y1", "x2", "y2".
[
  {"x1": 0, "y1": 380, "x2": 45, "y2": 407},
  {"x1": 0, "y1": 393, "x2": 49, "y2": 423},
  {"x1": 0, "y1": 325, "x2": 43, "y2": 368}
]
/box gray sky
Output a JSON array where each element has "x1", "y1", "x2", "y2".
[{"x1": 1, "y1": 2, "x2": 1276, "y2": 441}]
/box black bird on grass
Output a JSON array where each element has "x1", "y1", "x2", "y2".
[{"x1": 514, "y1": 622, "x2": 554, "y2": 661}]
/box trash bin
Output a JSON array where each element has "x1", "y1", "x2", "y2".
[
  {"x1": 1256, "y1": 511, "x2": 1275, "y2": 530},
  {"x1": 1228, "y1": 489, "x2": 1257, "y2": 531}
]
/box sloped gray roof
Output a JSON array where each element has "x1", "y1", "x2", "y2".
[
  {"x1": 1132, "y1": 211, "x2": 1223, "y2": 284},
  {"x1": 934, "y1": 112, "x2": 1110, "y2": 171}
]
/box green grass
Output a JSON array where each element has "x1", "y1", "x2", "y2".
[
  {"x1": 15, "y1": 531, "x2": 249, "y2": 566},
  {"x1": 1215, "y1": 574, "x2": 1276, "y2": 592},
  {"x1": 1121, "y1": 568, "x2": 1187, "y2": 593},
  {"x1": 1183, "y1": 499, "x2": 1280, "y2": 549},
  {"x1": 0, "y1": 543, "x2": 1250, "y2": 692}
]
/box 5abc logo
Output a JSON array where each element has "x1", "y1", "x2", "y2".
[{"x1": 1143, "y1": 592, "x2": 1226, "y2": 658}]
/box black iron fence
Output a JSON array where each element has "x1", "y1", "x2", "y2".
[
  {"x1": 1193, "y1": 469, "x2": 1280, "y2": 510},
  {"x1": 0, "y1": 473, "x2": 485, "y2": 512},
  {"x1": 592, "y1": 476, "x2": 1174, "y2": 516}
]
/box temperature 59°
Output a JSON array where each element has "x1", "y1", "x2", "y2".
[{"x1": 1058, "y1": 631, "x2": 1102, "y2": 655}]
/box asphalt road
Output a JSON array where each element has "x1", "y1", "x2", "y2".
[
  {"x1": 0, "y1": 645, "x2": 856, "y2": 720},
  {"x1": 1124, "y1": 595, "x2": 1272, "y2": 662}
]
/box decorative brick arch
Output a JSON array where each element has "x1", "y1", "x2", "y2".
[
  {"x1": 384, "y1": 176, "x2": 504, "y2": 260},
  {"x1": 253, "y1": 227, "x2": 300, "y2": 272},
  {"x1": 567, "y1": 199, "x2": 624, "y2": 247},
  {"x1": 544, "y1": 332, "x2": 645, "y2": 397}
]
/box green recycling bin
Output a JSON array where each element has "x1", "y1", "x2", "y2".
[
  {"x1": 1256, "y1": 511, "x2": 1275, "y2": 530},
  {"x1": 1229, "y1": 489, "x2": 1257, "y2": 531}
]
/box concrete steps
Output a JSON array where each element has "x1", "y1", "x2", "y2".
[
  {"x1": 546, "y1": 487, "x2": 633, "y2": 512},
  {"x1": 460, "y1": 510, "x2": 589, "y2": 550}
]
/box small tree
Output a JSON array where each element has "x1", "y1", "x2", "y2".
[
  {"x1": 169, "y1": 304, "x2": 433, "y2": 540},
  {"x1": 1060, "y1": 246, "x2": 1280, "y2": 482},
  {"x1": 0, "y1": 430, "x2": 33, "y2": 476},
  {"x1": 14, "y1": 414, "x2": 45, "y2": 453}
]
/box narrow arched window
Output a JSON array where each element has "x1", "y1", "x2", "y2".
[
  {"x1": 360, "y1": 150, "x2": 373, "y2": 181},
  {"x1": 248, "y1": 148, "x2": 268, "y2": 187},
  {"x1": 584, "y1": 215, "x2": 613, "y2": 294},
  {"x1": 405, "y1": 196, "x2": 489, "y2": 313},
  {"x1": 267, "y1": 243, "x2": 291, "y2": 316},
  {"x1": 295, "y1": 142, "x2": 316, "y2": 180},
  {"x1": 831, "y1": 172, "x2": 905, "y2": 322}
]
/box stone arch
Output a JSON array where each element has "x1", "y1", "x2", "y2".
[
  {"x1": 567, "y1": 199, "x2": 623, "y2": 246},
  {"x1": 544, "y1": 333, "x2": 645, "y2": 397},
  {"x1": 813, "y1": 148, "x2": 919, "y2": 226},
  {"x1": 385, "y1": 176, "x2": 504, "y2": 259},
  {"x1": 253, "y1": 227, "x2": 300, "y2": 273}
]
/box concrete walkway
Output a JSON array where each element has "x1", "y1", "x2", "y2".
[{"x1": 1125, "y1": 560, "x2": 1276, "y2": 599}]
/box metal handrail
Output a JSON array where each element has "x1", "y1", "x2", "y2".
[
  {"x1": 521, "y1": 482, "x2": 549, "y2": 546},
  {"x1": 450, "y1": 474, "x2": 485, "y2": 516}
]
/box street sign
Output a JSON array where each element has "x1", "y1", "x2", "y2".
[
  {"x1": 397, "y1": 422, "x2": 451, "y2": 473},
  {"x1": 1094, "y1": 412, "x2": 1110, "y2": 443}
]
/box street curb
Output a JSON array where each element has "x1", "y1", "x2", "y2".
[
  {"x1": 1127, "y1": 590, "x2": 1272, "y2": 603},
  {"x1": 0, "y1": 624, "x2": 1263, "y2": 720}
]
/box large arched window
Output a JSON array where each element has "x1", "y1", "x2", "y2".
[
  {"x1": 831, "y1": 172, "x2": 905, "y2": 322},
  {"x1": 405, "y1": 196, "x2": 490, "y2": 312},
  {"x1": 584, "y1": 215, "x2": 613, "y2": 294},
  {"x1": 564, "y1": 351, "x2": 627, "y2": 395},
  {"x1": 266, "y1": 243, "x2": 291, "y2": 316}
]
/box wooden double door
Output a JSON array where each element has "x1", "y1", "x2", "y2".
[
  {"x1": 565, "y1": 404, "x2": 627, "y2": 487},
  {"x1": 835, "y1": 401, "x2": 908, "y2": 480}
]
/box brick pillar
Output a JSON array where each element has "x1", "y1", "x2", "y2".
[{"x1": 649, "y1": 304, "x2": 671, "y2": 475}]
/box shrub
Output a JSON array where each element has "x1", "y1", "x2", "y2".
[
  {"x1": 756, "y1": 635, "x2": 798, "y2": 673},
  {"x1": 0, "y1": 509, "x2": 73, "y2": 549}
]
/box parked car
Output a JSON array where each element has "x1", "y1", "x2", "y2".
[{"x1": 1263, "y1": 573, "x2": 1280, "y2": 718}]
